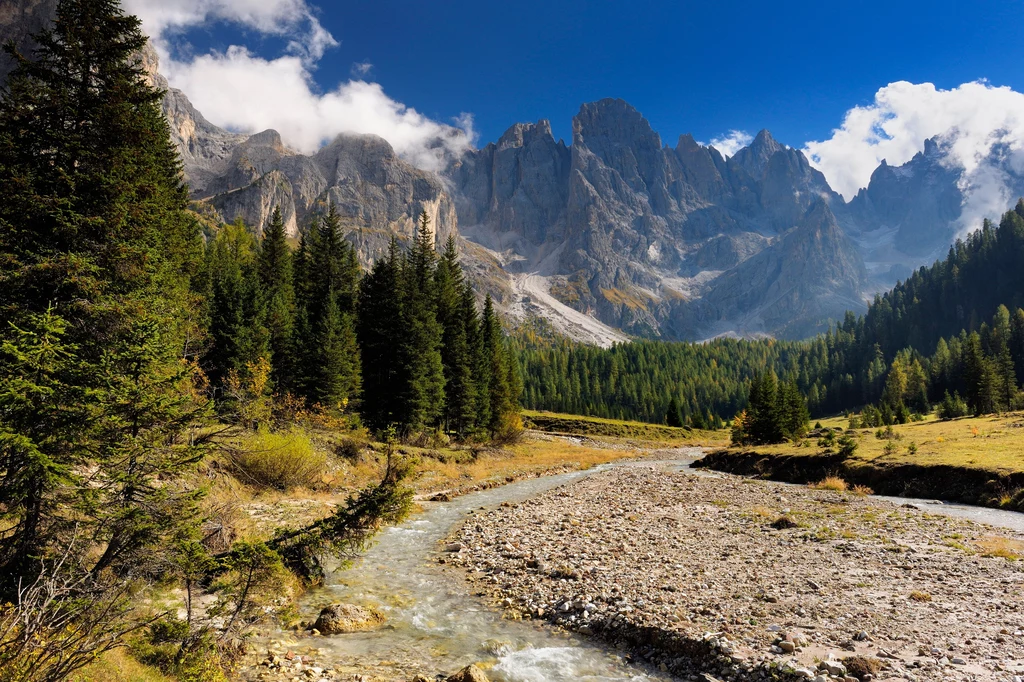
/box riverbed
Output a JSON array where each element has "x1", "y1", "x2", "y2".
[
  {"x1": 448, "y1": 462, "x2": 1024, "y2": 681},
  {"x1": 245, "y1": 452, "x2": 1024, "y2": 682}
]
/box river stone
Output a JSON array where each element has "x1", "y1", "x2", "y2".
[
  {"x1": 312, "y1": 604, "x2": 384, "y2": 635},
  {"x1": 445, "y1": 665, "x2": 490, "y2": 682}
]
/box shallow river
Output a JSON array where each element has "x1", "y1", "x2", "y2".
[
  {"x1": 297, "y1": 461, "x2": 674, "y2": 681},
  {"x1": 278, "y1": 453, "x2": 1024, "y2": 681}
]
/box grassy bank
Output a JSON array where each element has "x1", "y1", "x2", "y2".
[
  {"x1": 524, "y1": 409, "x2": 729, "y2": 447},
  {"x1": 699, "y1": 412, "x2": 1024, "y2": 510}
]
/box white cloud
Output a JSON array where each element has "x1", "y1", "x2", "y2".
[
  {"x1": 350, "y1": 61, "x2": 373, "y2": 78},
  {"x1": 123, "y1": 0, "x2": 475, "y2": 171},
  {"x1": 803, "y1": 81, "x2": 1024, "y2": 233},
  {"x1": 707, "y1": 130, "x2": 752, "y2": 158},
  {"x1": 125, "y1": 0, "x2": 336, "y2": 62}
]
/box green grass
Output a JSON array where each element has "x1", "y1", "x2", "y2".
[
  {"x1": 70, "y1": 649, "x2": 174, "y2": 682},
  {"x1": 523, "y1": 410, "x2": 729, "y2": 446}
]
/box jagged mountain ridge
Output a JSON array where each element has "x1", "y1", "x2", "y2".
[
  {"x1": 448, "y1": 99, "x2": 860, "y2": 339},
  {"x1": 3, "y1": 3, "x2": 1018, "y2": 344}
]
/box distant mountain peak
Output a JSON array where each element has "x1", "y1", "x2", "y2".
[
  {"x1": 732, "y1": 129, "x2": 785, "y2": 178},
  {"x1": 496, "y1": 119, "x2": 556, "y2": 150}
]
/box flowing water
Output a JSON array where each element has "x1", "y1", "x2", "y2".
[
  {"x1": 280, "y1": 463, "x2": 674, "y2": 682},
  {"x1": 266, "y1": 453, "x2": 1024, "y2": 681}
]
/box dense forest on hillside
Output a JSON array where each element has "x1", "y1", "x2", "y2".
[{"x1": 520, "y1": 203, "x2": 1024, "y2": 426}]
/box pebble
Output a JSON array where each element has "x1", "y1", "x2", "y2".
[{"x1": 445, "y1": 466, "x2": 1024, "y2": 682}]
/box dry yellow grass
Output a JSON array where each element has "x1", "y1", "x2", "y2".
[
  {"x1": 810, "y1": 476, "x2": 849, "y2": 492},
  {"x1": 976, "y1": 535, "x2": 1024, "y2": 559},
  {"x1": 909, "y1": 590, "x2": 933, "y2": 602},
  {"x1": 851, "y1": 484, "x2": 874, "y2": 496},
  {"x1": 725, "y1": 412, "x2": 1024, "y2": 475}
]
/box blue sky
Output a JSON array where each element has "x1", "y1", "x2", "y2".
[
  {"x1": 171, "y1": 0, "x2": 1019, "y2": 149},
  {"x1": 127, "y1": 0, "x2": 1024, "y2": 213}
]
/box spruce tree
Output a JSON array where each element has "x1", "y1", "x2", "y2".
[
  {"x1": 462, "y1": 279, "x2": 490, "y2": 430},
  {"x1": 205, "y1": 219, "x2": 268, "y2": 390},
  {"x1": 357, "y1": 239, "x2": 406, "y2": 432},
  {"x1": 295, "y1": 203, "x2": 361, "y2": 409},
  {"x1": 666, "y1": 396, "x2": 684, "y2": 428},
  {"x1": 399, "y1": 212, "x2": 446, "y2": 432},
  {"x1": 0, "y1": 0, "x2": 207, "y2": 590},
  {"x1": 778, "y1": 380, "x2": 809, "y2": 439},
  {"x1": 482, "y1": 294, "x2": 512, "y2": 433},
  {"x1": 258, "y1": 207, "x2": 297, "y2": 392},
  {"x1": 747, "y1": 372, "x2": 783, "y2": 444},
  {"x1": 435, "y1": 237, "x2": 477, "y2": 437}
]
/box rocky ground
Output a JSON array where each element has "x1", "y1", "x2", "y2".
[{"x1": 445, "y1": 465, "x2": 1024, "y2": 681}]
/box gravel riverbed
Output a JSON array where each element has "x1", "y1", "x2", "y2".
[{"x1": 445, "y1": 465, "x2": 1024, "y2": 681}]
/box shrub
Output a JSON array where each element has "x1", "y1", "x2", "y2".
[
  {"x1": 771, "y1": 515, "x2": 800, "y2": 530},
  {"x1": 909, "y1": 590, "x2": 932, "y2": 602},
  {"x1": 843, "y1": 656, "x2": 883, "y2": 679},
  {"x1": 492, "y1": 412, "x2": 525, "y2": 445},
  {"x1": 906, "y1": 442, "x2": 918, "y2": 455},
  {"x1": 837, "y1": 433, "x2": 858, "y2": 457},
  {"x1": 230, "y1": 428, "x2": 326, "y2": 490},
  {"x1": 882, "y1": 441, "x2": 899, "y2": 456},
  {"x1": 811, "y1": 476, "x2": 849, "y2": 492},
  {"x1": 133, "y1": 618, "x2": 228, "y2": 682},
  {"x1": 851, "y1": 484, "x2": 874, "y2": 496},
  {"x1": 336, "y1": 437, "x2": 364, "y2": 462},
  {"x1": 938, "y1": 390, "x2": 969, "y2": 420}
]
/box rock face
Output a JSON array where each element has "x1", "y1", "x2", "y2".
[
  {"x1": 673, "y1": 202, "x2": 866, "y2": 339},
  {"x1": 448, "y1": 99, "x2": 863, "y2": 339},
  {"x1": 311, "y1": 603, "x2": 384, "y2": 635},
  {"x1": 0, "y1": 0, "x2": 58, "y2": 87},
  {"x1": 141, "y1": 47, "x2": 458, "y2": 255},
  {"x1": 0, "y1": 3, "x2": 461, "y2": 258}
]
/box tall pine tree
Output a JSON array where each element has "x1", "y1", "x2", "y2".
[
  {"x1": 435, "y1": 236, "x2": 478, "y2": 437},
  {"x1": 0, "y1": 0, "x2": 208, "y2": 590},
  {"x1": 258, "y1": 207, "x2": 297, "y2": 393}
]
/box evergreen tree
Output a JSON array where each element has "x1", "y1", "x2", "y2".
[
  {"x1": 295, "y1": 203, "x2": 361, "y2": 409},
  {"x1": 747, "y1": 372, "x2": 783, "y2": 444},
  {"x1": 205, "y1": 219, "x2": 268, "y2": 391},
  {"x1": 463, "y1": 279, "x2": 491, "y2": 429},
  {"x1": 482, "y1": 294, "x2": 512, "y2": 433},
  {"x1": 666, "y1": 396, "x2": 684, "y2": 428},
  {"x1": 258, "y1": 207, "x2": 297, "y2": 392},
  {"x1": 435, "y1": 237, "x2": 477, "y2": 437},
  {"x1": 964, "y1": 332, "x2": 998, "y2": 415},
  {"x1": 357, "y1": 240, "x2": 405, "y2": 432},
  {"x1": 0, "y1": 0, "x2": 207, "y2": 590},
  {"x1": 996, "y1": 343, "x2": 1019, "y2": 412},
  {"x1": 398, "y1": 212, "x2": 445, "y2": 432},
  {"x1": 308, "y1": 296, "x2": 360, "y2": 409},
  {"x1": 778, "y1": 380, "x2": 810, "y2": 439}
]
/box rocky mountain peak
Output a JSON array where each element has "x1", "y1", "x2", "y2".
[
  {"x1": 496, "y1": 119, "x2": 556, "y2": 150},
  {"x1": 573, "y1": 98, "x2": 662, "y2": 149},
  {"x1": 731, "y1": 128, "x2": 784, "y2": 177}
]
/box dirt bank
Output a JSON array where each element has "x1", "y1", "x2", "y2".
[{"x1": 698, "y1": 449, "x2": 1024, "y2": 512}]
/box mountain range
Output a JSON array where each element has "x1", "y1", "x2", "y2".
[{"x1": 3, "y1": 1, "x2": 1021, "y2": 345}]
